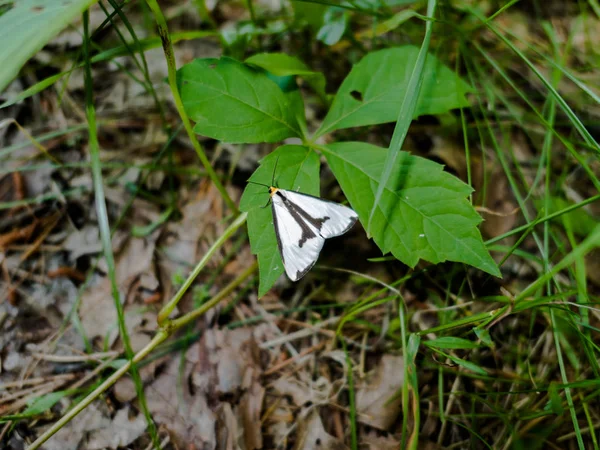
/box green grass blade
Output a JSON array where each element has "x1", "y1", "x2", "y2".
[
  {"x1": 0, "y1": 0, "x2": 98, "y2": 92},
  {"x1": 82, "y1": 10, "x2": 159, "y2": 447},
  {"x1": 543, "y1": 25, "x2": 584, "y2": 449},
  {"x1": 469, "y1": 7, "x2": 600, "y2": 154},
  {"x1": 366, "y1": 0, "x2": 437, "y2": 234}
]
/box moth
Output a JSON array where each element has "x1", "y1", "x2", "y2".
[
  {"x1": 267, "y1": 187, "x2": 358, "y2": 280},
  {"x1": 261, "y1": 185, "x2": 358, "y2": 281}
]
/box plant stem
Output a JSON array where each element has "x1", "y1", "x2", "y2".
[
  {"x1": 168, "y1": 261, "x2": 257, "y2": 330},
  {"x1": 157, "y1": 212, "x2": 248, "y2": 325},
  {"x1": 143, "y1": 0, "x2": 238, "y2": 214},
  {"x1": 26, "y1": 257, "x2": 256, "y2": 450}
]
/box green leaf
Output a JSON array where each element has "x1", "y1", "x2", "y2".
[
  {"x1": 131, "y1": 206, "x2": 174, "y2": 237},
  {"x1": 23, "y1": 390, "x2": 69, "y2": 416},
  {"x1": 240, "y1": 145, "x2": 320, "y2": 296},
  {"x1": 424, "y1": 336, "x2": 480, "y2": 350},
  {"x1": 323, "y1": 142, "x2": 501, "y2": 277},
  {"x1": 316, "y1": 46, "x2": 472, "y2": 137},
  {"x1": 177, "y1": 57, "x2": 302, "y2": 143},
  {"x1": 441, "y1": 351, "x2": 487, "y2": 375},
  {"x1": 317, "y1": 7, "x2": 348, "y2": 46},
  {"x1": 473, "y1": 327, "x2": 494, "y2": 347},
  {"x1": 245, "y1": 52, "x2": 327, "y2": 101},
  {"x1": 0, "y1": 0, "x2": 98, "y2": 93}
]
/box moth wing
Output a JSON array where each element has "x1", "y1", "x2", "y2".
[
  {"x1": 279, "y1": 190, "x2": 358, "y2": 239},
  {"x1": 272, "y1": 195, "x2": 325, "y2": 282}
]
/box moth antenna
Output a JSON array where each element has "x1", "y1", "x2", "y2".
[
  {"x1": 247, "y1": 180, "x2": 270, "y2": 189},
  {"x1": 271, "y1": 154, "x2": 280, "y2": 187}
]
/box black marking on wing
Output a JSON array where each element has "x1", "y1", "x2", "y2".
[
  {"x1": 277, "y1": 191, "x2": 332, "y2": 246},
  {"x1": 295, "y1": 260, "x2": 316, "y2": 281},
  {"x1": 271, "y1": 201, "x2": 285, "y2": 264},
  {"x1": 276, "y1": 191, "x2": 319, "y2": 248}
]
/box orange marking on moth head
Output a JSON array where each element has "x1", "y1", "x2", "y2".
[{"x1": 269, "y1": 187, "x2": 279, "y2": 197}]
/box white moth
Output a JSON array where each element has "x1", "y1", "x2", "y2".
[{"x1": 268, "y1": 186, "x2": 358, "y2": 281}]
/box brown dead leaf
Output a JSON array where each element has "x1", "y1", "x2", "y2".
[
  {"x1": 164, "y1": 193, "x2": 212, "y2": 266},
  {"x1": 79, "y1": 231, "x2": 159, "y2": 344},
  {"x1": 216, "y1": 402, "x2": 243, "y2": 450},
  {"x1": 293, "y1": 409, "x2": 348, "y2": 450},
  {"x1": 113, "y1": 332, "x2": 158, "y2": 403},
  {"x1": 86, "y1": 406, "x2": 147, "y2": 449},
  {"x1": 145, "y1": 342, "x2": 217, "y2": 448},
  {"x1": 193, "y1": 327, "x2": 265, "y2": 396},
  {"x1": 273, "y1": 375, "x2": 332, "y2": 407},
  {"x1": 62, "y1": 225, "x2": 102, "y2": 260},
  {"x1": 145, "y1": 328, "x2": 266, "y2": 448},
  {"x1": 360, "y1": 433, "x2": 402, "y2": 450},
  {"x1": 43, "y1": 402, "x2": 144, "y2": 450},
  {"x1": 239, "y1": 367, "x2": 265, "y2": 450},
  {"x1": 355, "y1": 355, "x2": 404, "y2": 431}
]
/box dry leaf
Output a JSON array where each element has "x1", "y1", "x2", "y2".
[
  {"x1": 360, "y1": 433, "x2": 402, "y2": 450},
  {"x1": 145, "y1": 342, "x2": 217, "y2": 448},
  {"x1": 79, "y1": 231, "x2": 159, "y2": 343},
  {"x1": 293, "y1": 409, "x2": 348, "y2": 450},
  {"x1": 41, "y1": 402, "x2": 139, "y2": 450},
  {"x1": 273, "y1": 375, "x2": 332, "y2": 407},
  {"x1": 239, "y1": 368, "x2": 265, "y2": 450},
  {"x1": 355, "y1": 355, "x2": 404, "y2": 430},
  {"x1": 194, "y1": 327, "x2": 264, "y2": 396},
  {"x1": 86, "y1": 406, "x2": 147, "y2": 449},
  {"x1": 216, "y1": 402, "x2": 243, "y2": 450}
]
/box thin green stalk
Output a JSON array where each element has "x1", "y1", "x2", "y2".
[
  {"x1": 0, "y1": 31, "x2": 217, "y2": 110},
  {"x1": 407, "y1": 333, "x2": 421, "y2": 450},
  {"x1": 0, "y1": 160, "x2": 204, "y2": 176},
  {"x1": 515, "y1": 225, "x2": 600, "y2": 303},
  {"x1": 543, "y1": 25, "x2": 584, "y2": 449},
  {"x1": 485, "y1": 194, "x2": 600, "y2": 245},
  {"x1": 399, "y1": 296, "x2": 409, "y2": 450},
  {"x1": 472, "y1": 42, "x2": 600, "y2": 192},
  {"x1": 82, "y1": 10, "x2": 160, "y2": 448},
  {"x1": 291, "y1": 0, "x2": 386, "y2": 17},
  {"x1": 165, "y1": 261, "x2": 257, "y2": 330},
  {"x1": 157, "y1": 212, "x2": 248, "y2": 325},
  {"x1": 192, "y1": 0, "x2": 217, "y2": 28},
  {"x1": 463, "y1": 46, "x2": 554, "y2": 279},
  {"x1": 143, "y1": 0, "x2": 237, "y2": 213},
  {"x1": 366, "y1": 0, "x2": 436, "y2": 234},
  {"x1": 0, "y1": 187, "x2": 88, "y2": 210},
  {"x1": 245, "y1": 0, "x2": 257, "y2": 25}
]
